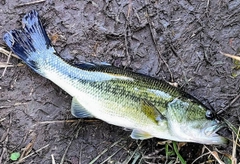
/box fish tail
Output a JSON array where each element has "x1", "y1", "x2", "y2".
[{"x1": 3, "y1": 10, "x2": 55, "y2": 73}]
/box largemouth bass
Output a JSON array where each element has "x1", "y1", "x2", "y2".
[{"x1": 3, "y1": 10, "x2": 227, "y2": 144}]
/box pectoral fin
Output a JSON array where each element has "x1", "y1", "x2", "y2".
[
  {"x1": 71, "y1": 97, "x2": 94, "y2": 118},
  {"x1": 141, "y1": 99, "x2": 166, "y2": 123},
  {"x1": 130, "y1": 129, "x2": 153, "y2": 140}
]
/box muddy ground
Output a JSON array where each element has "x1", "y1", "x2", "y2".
[{"x1": 0, "y1": 0, "x2": 240, "y2": 163}]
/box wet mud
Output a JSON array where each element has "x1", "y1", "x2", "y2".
[{"x1": 0, "y1": 0, "x2": 239, "y2": 163}]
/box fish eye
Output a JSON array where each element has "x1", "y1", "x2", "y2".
[{"x1": 206, "y1": 110, "x2": 215, "y2": 119}]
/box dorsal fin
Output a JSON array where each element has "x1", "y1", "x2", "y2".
[{"x1": 74, "y1": 61, "x2": 111, "y2": 70}]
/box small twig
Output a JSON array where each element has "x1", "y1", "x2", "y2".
[
  {"x1": 231, "y1": 127, "x2": 240, "y2": 163},
  {"x1": 0, "y1": 118, "x2": 6, "y2": 122},
  {"x1": 123, "y1": 6, "x2": 133, "y2": 68},
  {"x1": 36, "y1": 119, "x2": 100, "y2": 125},
  {"x1": 0, "y1": 48, "x2": 14, "y2": 78},
  {"x1": 205, "y1": 0, "x2": 210, "y2": 13},
  {"x1": 217, "y1": 93, "x2": 240, "y2": 114},
  {"x1": 0, "y1": 102, "x2": 29, "y2": 109},
  {"x1": 0, "y1": 106, "x2": 11, "y2": 109},
  {"x1": 220, "y1": 51, "x2": 240, "y2": 61},
  {"x1": 0, "y1": 114, "x2": 11, "y2": 163},
  {"x1": 89, "y1": 138, "x2": 123, "y2": 164},
  {"x1": 17, "y1": 144, "x2": 49, "y2": 163},
  {"x1": 124, "y1": 25, "x2": 131, "y2": 67},
  {"x1": 60, "y1": 137, "x2": 74, "y2": 164},
  {"x1": 51, "y1": 154, "x2": 56, "y2": 164},
  {"x1": 79, "y1": 143, "x2": 82, "y2": 164},
  {"x1": 0, "y1": 47, "x2": 19, "y2": 59},
  {"x1": 0, "y1": 47, "x2": 23, "y2": 78},
  {"x1": 37, "y1": 119, "x2": 78, "y2": 124},
  {"x1": 60, "y1": 120, "x2": 82, "y2": 164},
  {"x1": 146, "y1": 9, "x2": 173, "y2": 81},
  {"x1": 203, "y1": 146, "x2": 224, "y2": 164},
  {"x1": 191, "y1": 152, "x2": 211, "y2": 164},
  {"x1": 0, "y1": 62, "x2": 14, "y2": 68},
  {"x1": 123, "y1": 141, "x2": 143, "y2": 164},
  {"x1": 15, "y1": 0, "x2": 45, "y2": 7},
  {"x1": 100, "y1": 147, "x2": 122, "y2": 164},
  {"x1": 19, "y1": 133, "x2": 37, "y2": 161},
  {"x1": 122, "y1": 142, "x2": 140, "y2": 164},
  {"x1": 0, "y1": 51, "x2": 12, "y2": 78}
]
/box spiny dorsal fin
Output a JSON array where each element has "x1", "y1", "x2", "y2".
[
  {"x1": 74, "y1": 61, "x2": 111, "y2": 70},
  {"x1": 71, "y1": 97, "x2": 94, "y2": 118}
]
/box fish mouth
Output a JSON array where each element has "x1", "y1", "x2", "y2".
[
  {"x1": 203, "y1": 123, "x2": 227, "y2": 144},
  {"x1": 204, "y1": 123, "x2": 226, "y2": 136}
]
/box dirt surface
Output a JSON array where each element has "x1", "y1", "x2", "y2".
[{"x1": 0, "y1": 0, "x2": 240, "y2": 163}]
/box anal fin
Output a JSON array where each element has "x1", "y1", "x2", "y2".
[{"x1": 71, "y1": 97, "x2": 94, "y2": 118}]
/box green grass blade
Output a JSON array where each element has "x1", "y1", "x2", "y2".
[{"x1": 172, "y1": 141, "x2": 186, "y2": 164}]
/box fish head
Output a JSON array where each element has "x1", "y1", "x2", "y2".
[{"x1": 166, "y1": 98, "x2": 227, "y2": 145}]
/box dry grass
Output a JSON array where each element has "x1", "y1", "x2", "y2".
[
  {"x1": 0, "y1": 47, "x2": 20, "y2": 78},
  {"x1": 220, "y1": 51, "x2": 240, "y2": 61}
]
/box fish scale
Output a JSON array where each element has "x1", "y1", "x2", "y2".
[{"x1": 3, "y1": 10, "x2": 227, "y2": 144}]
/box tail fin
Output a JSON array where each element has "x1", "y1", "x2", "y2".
[{"x1": 3, "y1": 10, "x2": 55, "y2": 71}]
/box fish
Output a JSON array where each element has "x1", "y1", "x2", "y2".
[{"x1": 3, "y1": 10, "x2": 227, "y2": 145}]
